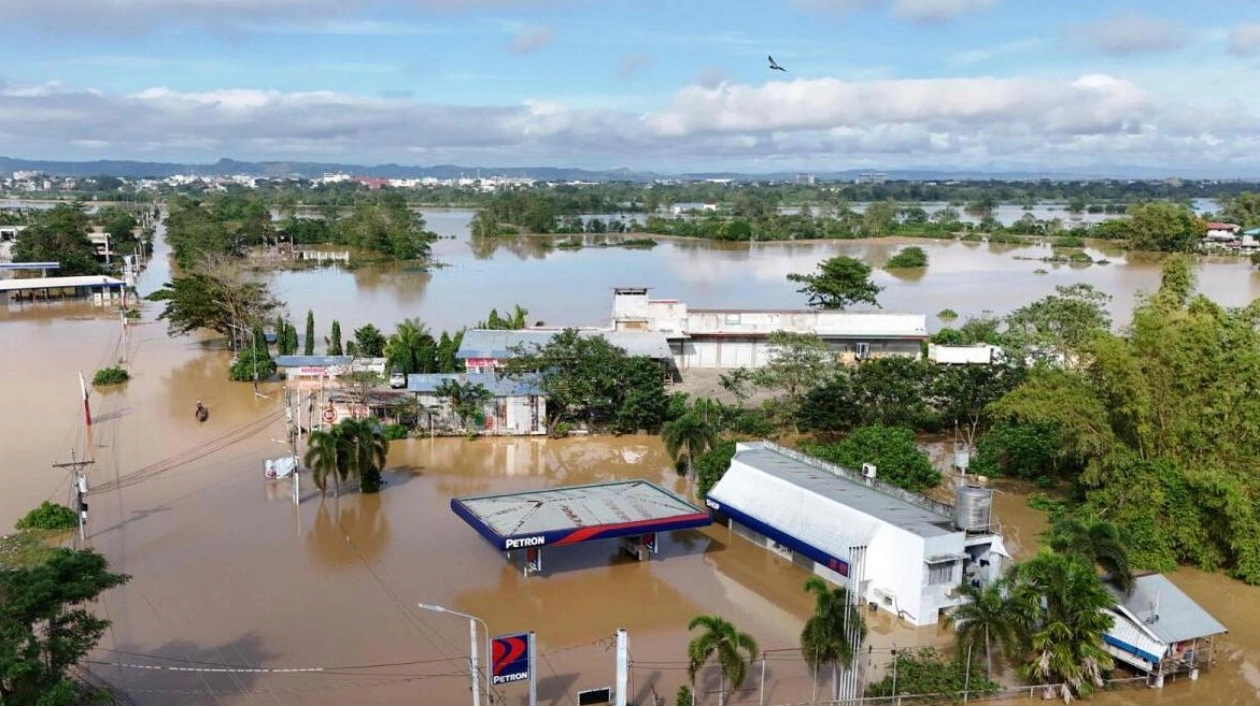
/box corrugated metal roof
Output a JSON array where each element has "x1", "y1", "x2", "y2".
[
  {"x1": 0, "y1": 275, "x2": 124, "y2": 292},
  {"x1": 456, "y1": 328, "x2": 674, "y2": 360},
  {"x1": 1102, "y1": 609, "x2": 1164, "y2": 667},
  {"x1": 1108, "y1": 574, "x2": 1227, "y2": 644},
  {"x1": 406, "y1": 372, "x2": 542, "y2": 396},
  {"x1": 274, "y1": 355, "x2": 353, "y2": 367},
  {"x1": 457, "y1": 480, "x2": 704, "y2": 536},
  {"x1": 711, "y1": 442, "x2": 957, "y2": 539}
]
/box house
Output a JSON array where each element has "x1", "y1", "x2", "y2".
[
  {"x1": 706, "y1": 441, "x2": 1009, "y2": 627},
  {"x1": 610, "y1": 287, "x2": 928, "y2": 369},
  {"x1": 1102, "y1": 573, "x2": 1226, "y2": 687},
  {"x1": 1204, "y1": 222, "x2": 1241, "y2": 242},
  {"x1": 273, "y1": 356, "x2": 385, "y2": 386},
  {"x1": 406, "y1": 373, "x2": 547, "y2": 435},
  {"x1": 455, "y1": 328, "x2": 675, "y2": 375}
]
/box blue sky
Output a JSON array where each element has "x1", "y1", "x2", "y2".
[{"x1": 0, "y1": 0, "x2": 1258, "y2": 174}]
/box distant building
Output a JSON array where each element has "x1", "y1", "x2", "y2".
[
  {"x1": 797, "y1": 173, "x2": 816, "y2": 185},
  {"x1": 707, "y1": 441, "x2": 1009, "y2": 627},
  {"x1": 856, "y1": 171, "x2": 887, "y2": 185},
  {"x1": 610, "y1": 287, "x2": 927, "y2": 369},
  {"x1": 1204, "y1": 222, "x2": 1241, "y2": 242},
  {"x1": 406, "y1": 373, "x2": 547, "y2": 436},
  {"x1": 455, "y1": 328, "x2": 675, "y2": 374}
]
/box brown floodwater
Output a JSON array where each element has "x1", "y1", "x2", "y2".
[{"x1": 2, "y1": 217, "x2": 1260, "y2": 705}]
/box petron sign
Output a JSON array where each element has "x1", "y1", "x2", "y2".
[{"x1": 491, "y1": 633, "x2": 533, "y2": 686}]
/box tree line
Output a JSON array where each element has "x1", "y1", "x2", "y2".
[{"x1": 11, "y1": 202, "x2": 148, "y2": 276}]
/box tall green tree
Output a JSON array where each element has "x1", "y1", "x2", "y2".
[
  {"x1": 662, "y1": 410, "x2": 718, "y2": 486},
  {"x1": 386, "y1": 318, "x2": 436, "y2": 374},
  {"x1": 807, "y1": 425, "x2": 940, "y2": 492},
  {"x1": 750, "y1": 331, "x2": 834, "y2": 430},
  {"x1": 148, "y1": 255, "x2": 282, "y2": 349},
  {"x1": 304, "y1": 428, "x2": 349, "y2": 498},
  {"x1": 328, "y1": 320, "x2": 344, "y2": 356},
  {"x1": 13, "y1": 203, "x2": 101, "y2": 275},
  {"x1": 786, "y1": 255, "x2": 882, "y2": 309},
  {"x1": 337, "y1": 417, "x2": 389, "y2": 493},
  {"x1": 0, "y1": 548, "x2": 130, "y2": 704},
  {"x1": 353, "y1": 324, "x2": 387, "y2": 358},
  {"x1": 1123, "y1": 202, "x2": 1206, "y2": 252},
  {"x1": 686, "y1": 615, "x2": 759, "y2": 707},
  {"x1": 304, "y1": 310, "x2": 316, "y2": 356},
  {"x1": 945, "y1": 580, "x2": 1018, "y2": 678},
  {"x1": 1046, "y1": 518, "x2": 1134, "y2": 594},
  {"x1": 1220, "y1": 191, "x2": 1260, "y2": 227},
  {"x1": 800, "y1": 577, "x2": 866, "y2": 703},
  {"x1": 1004, "y1": 284, "x2": 1111, "y2": 358}
]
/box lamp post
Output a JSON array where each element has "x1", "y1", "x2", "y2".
[{"x1": 418, "y1": 603, "x2": 492, "y2": 706}]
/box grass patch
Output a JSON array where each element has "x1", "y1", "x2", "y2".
[
  {"x1": 554, "y1": 237, "x2": 583, "y2": 249},
  {"x1": 0, "y1": 530, "x2": 60, "y2": 569}
]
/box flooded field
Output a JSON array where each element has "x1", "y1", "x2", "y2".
[{"x1": 2, "y1": 215, "x2": 1260, "y2": 705}]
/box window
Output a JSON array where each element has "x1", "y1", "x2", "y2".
[
  {"x1": 724, "y1": 313, "x2": 742, "y2": 325},
  {"x1": 855, "y1": 342, "x2": 871, "y2": 359},
  {"x1": 927, "y1": 561, "x2": 955, "y2": 585}
]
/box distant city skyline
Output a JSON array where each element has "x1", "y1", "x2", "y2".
[{"x1": 1, "y1": 1, "x2": 1258, "y2": 175}]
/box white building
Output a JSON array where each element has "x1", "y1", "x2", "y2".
[
  {"x1": 610, "y1": 287, "x2": 927, "y2": 369},
  {"x1": 927, "y1": 343, "x2": 1003, "y2": 365},
  {"x1": 706, "y1": 441, "x2": 1008, "y2": 627},
  {"x1": 406, "y1": 373, "x2": 547, "y2": 435}
]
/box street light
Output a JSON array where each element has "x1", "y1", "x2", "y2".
[{"x1": 418, "y1": 603, "x2": 492, "y2": 706}]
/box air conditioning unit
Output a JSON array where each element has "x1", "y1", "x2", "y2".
[{"x1": 861, "y1": 463, "x2": 877, "y2": 479}]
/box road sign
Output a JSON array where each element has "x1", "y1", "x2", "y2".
[{"x1": 322, "y1": 407, "x2": 336, "y2": 423}]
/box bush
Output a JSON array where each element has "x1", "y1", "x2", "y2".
[
  {"x1": 885, "y1": 246, "x2": 928, "y2": 269},
  {"x1": 92, "y1": 366, "x2": 130, "y2": 386},
  {"x1": 15, "y1": 502, "x2": 79, "y2": 531},
  {"x1": 971, "y1": 420, "x2": 1078, "y2": 483},
  {"x1": 1053, "y1": 235, "x2": 1085, "y2": 248},
  {"x1": 1068, "y1": 251, "x2": 1094, "y2": 263},
  {"x1": 675, "y1": 685, "x2": 693, "y2": 706},
  {"x1": 729, "y1": 407, "x2": 776, "y2": 437},
  {"x1": 864, "y1": 648, "x2": 999, "y2": 704},
  {"x1": 381, "y1": 423, "x2": 409, "y2": 440},
  {"x1": 229, "y1": 347, "x2": 277, "y2": 382},
  {"x1": 937, "y1": 308, "x2": 958, "y2": 321},
  {"x1": 696, "y1": 440, "x2": 738, "y2": 500},
  {"x1": 806, "y1": 425, "x2": 940, "y2": 492}
]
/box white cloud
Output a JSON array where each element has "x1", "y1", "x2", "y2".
[
  {"x1": 509, "y1": 24, "x2": 554, "y2": 54},
  {"x1": 791, "y1": 0, "x2": 994, "y2": 22},
  {"x1": 1070, "y1": 14, "x2": 1188, "y2": 55},
  {"x1": 890, "y1": 0, "x2": 997, "y2": 23},
  {"x1": 1, "y1": 76, "x2": 1258, "y2": 174},
  {"x1": 1229, "y1": 23, "x2": 1260, "y2": 57}
]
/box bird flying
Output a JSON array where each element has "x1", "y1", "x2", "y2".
[{"x1": 768, "y1": 55, "x2": 786, "y2": 72}]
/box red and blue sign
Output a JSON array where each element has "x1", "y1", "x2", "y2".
[{"x1": 491, "y1": 633, "x2": 532, "y2": 685}]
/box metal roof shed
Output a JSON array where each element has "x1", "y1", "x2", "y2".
[{"x1": 1102, "y1": 573, "x2": 1227, "y2": 682}]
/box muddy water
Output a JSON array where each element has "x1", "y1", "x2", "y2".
[
  {"x1": 261, "y1": 210, "x2": 1260, "y2": 339},
  {"x1": 3, "y1": 218, "x2": 1260, "y2": 705}
]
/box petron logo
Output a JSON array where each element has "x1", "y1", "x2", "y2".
[
  {"x1": 705, "y1": 498, "x2": 721, "y2": 511},
  {"x1": 491, "y1": 633, "x2": 531, "y2": 685},
  {"x1": 505, "y1": 535, "x2": 546, "y2": 549}
]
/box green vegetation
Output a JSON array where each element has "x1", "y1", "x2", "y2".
[
  {"x1": 304, "y1": 309, "x2": 316, "y2": 356},
  {"x1": 1052, "y1": 235, "x2": 1085, "y2": 248},
  {"x1": 686, "y1": 615, "x2": 759, "y2": 706},
  {"x1": 91, "y1": 366, "x2": 130, "y2": 386},
  {"x1": 229, "y1": 344, "x2": 276, "y2": 383},
  {"x1": 148, "y1": 255, "x2": 282, "y2": 349},
  {"x1": 695, "y1": 440, "x2": 738, "y2": 501},
  {"x1": 750, "y1": 332, "x2": 834, "y2": 430},
  {"x1": 801, "y1": 577, "x2": 866, "y2": 703},
  {"x1": 303, "y1": 416, "x2": 390, "y2": 495},
  {"x1": 884, "y1": 246, "x2": 928, "y2": 269},
  {"x1": 806, "y1": 425, "x2": 940, "y2": 492},
  {"x1": 662, "y1": 403, "x2": 718, "y2": 482},
  {"x1": 435, "y1": 379, "x2": 493, "y2": 430},
  {"x1": 0, "y1": 545, "x2": 130, "y2": 704},
  {"x1": 328, "y1": 320, "x2": 344, "y2": 356},
  {"x1": 15, "y1": 502, "x2": 79, "y2": 532},
  {"x1": 12, "y1": 203, "x2": 101, "y2": 276},
  {"x1": 380, "y1": 423, "x2": 409, "y2": 441},
  {"x1": 786, "y1": 256, "x2": 882, "y2": 309},
  {"x1": 476, "y1": 304, "x2": 529, "y2": 330},
  {"x1": 937, "y1": 308, "x2": 959, "y2": 321},
  {"x1": 864, "y1": 648, "x2": 999, "y2": 704},
  {"x1": 674, "y1": 685, "x2": 693, "y2": 706},
  {"x1": 501, "y1": 329, "x2": 670, "y2": 434},
  {"x1": 351, "y1": 323, "x2": 387, "y2": 358},
  {"x1": 1122, "y1": 202, "x2": 1205, "y2": 252}
]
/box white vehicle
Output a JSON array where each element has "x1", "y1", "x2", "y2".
[{"x1": 389, "y1": 370, "x2": 406, "y2": 389}]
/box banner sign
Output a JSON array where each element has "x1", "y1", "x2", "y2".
[{"x1": 491, "y1": 633, "x2": 532, "y2": 685}]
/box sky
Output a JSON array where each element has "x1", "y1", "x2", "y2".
[{"x1": 0, "y1": 0, "x2": 1258, "y2": 175}]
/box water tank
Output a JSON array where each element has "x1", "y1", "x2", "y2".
[{"x1": 954, "y1": 486, "x2": 993, "y2": 532}]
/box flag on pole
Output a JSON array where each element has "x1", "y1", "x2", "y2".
[{"x1": 78, "y1": 371, "x2": 92, "y2": 427}]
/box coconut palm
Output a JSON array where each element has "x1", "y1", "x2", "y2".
[
  {"x1": 800, "y1": 577, "x2": 866, "y2": 703},
  {"x1": 1046, "y1": 518, "x2": 1134, "y2": 594},
  {"x1": 385, "y1": 318, "x2": 434, "y2": 375},
  {"x1": 662, "y1": 410, "x2": 717, "y2": 489},
  {"x1": 1009, "y1": 551, "x2": 1115, "y2": 702},
  {"x1": 687, "y1": 615, "x2": 758, "y2": 707},
  {"x1": 337, "y1": 417, "x2": 389, "y2": 494},
  {"x1": 945, "y1": 579, "x2": 1018, "y2": 678},
  {"x1": 304, "y1": 428, "x2": 349, "y2": 498}
]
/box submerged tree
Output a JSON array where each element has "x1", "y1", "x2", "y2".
[
  {"x1": 686, "y1": 615, "x2": 759, "y2": 707},
  {"x1": 946, "y1": 580, "x2": 1019, "y2": 679},
  {"x1": 786, "y1": 255, "x2": 882, "y2": 310},
  {"x1": 800, "y1": 577, "x2": 866, "y2": 703},
  {"x1": 661, "y1": 409, "x2": 718, "y2": 487}
]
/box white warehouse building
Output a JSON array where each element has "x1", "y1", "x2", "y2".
[
  {"x1": 706, "y1": 441, "x2": 1009, "y2": 627},
  {"x1": 610, "y1": 287, "x2": 927, "y2": 369}
]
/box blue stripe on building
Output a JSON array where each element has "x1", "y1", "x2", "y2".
[
  {"x1": 1102, "y1": 635, "x2": 1162, "y2": 665},
  {"x1": 706, "y1": 495, "x2": 850, "y2": 577}
]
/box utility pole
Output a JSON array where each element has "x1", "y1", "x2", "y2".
[
  {"x1": 53, "y1": 451, "x2": 94, "y2": 546},
  {"x1": 615, "y1": 628, "x2": 628, "y2": 707}
]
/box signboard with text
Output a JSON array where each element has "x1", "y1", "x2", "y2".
[{"x1": 492, "y1": 633, "x2": 532, "y2": 686}]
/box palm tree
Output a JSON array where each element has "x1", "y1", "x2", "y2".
[
  {"x1": 1046, "y1": 518, "x2": 1134, "y2": 594},
  {"x1": 800, "y1": 577, "x2": 866, "y2": 703},
  {"x1": 337, "y1": 417, "x2": 389, "y2": 493},
  {"x1": 687, "y1": 615, "x2": 759, "y2": 706},
  {"x1": 1009, "y1": 551, "x2": 1115, "y2": 702},
  {"x1": 662, "y1": 410, "x2": 717, "y2": 491},
  {"x1": 304, "y1": 428, "x2": 349, "y2": 498},
  {"x1": 507, "y1": 304, "x2": 528, "y2": 329},
  {"x1": 386, "y1": 318, "x2": 433, "y2": 375},
  {"x1": 945, "y1": 579, "x2": 1017, "y2": 678}
]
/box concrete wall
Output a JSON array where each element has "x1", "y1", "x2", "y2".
[
  {"x1": 679, "y1": 335, "x2": 922, "y2": 369},
  {"x1": 414, "y1": 392, "x2": 546, "y2": 435}
]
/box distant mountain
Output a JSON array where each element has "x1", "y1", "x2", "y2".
[{"x1": 0, "y1": 155, "x2": 1232, "y2": 182}]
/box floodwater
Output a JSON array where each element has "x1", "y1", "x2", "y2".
[
  {"x1": 259, "y1": 209, "x2": 1260, "y2": 339},
  {"x1": 2, "y1": 213, "x2": 1260, "y2": 705}
]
